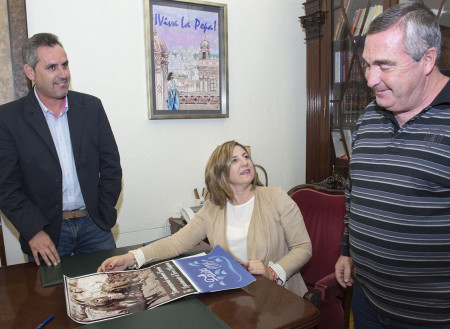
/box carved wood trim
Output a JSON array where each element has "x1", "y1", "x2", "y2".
[{"x1": 299, "y1": 10, "x2": 324, "y2": 40}]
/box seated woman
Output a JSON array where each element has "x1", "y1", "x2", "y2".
[{"x1": 98, "y1": 140, "x2": 312, "y2": 297}]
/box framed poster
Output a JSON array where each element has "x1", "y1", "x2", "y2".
[{"x1": 144, "y1": 0, "x2": 228, "y2": 119}]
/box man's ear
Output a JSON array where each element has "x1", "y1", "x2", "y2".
[
  {"x1": 422, "y1": 47, "x2": 437, "y2": 75},
  {"x1": 24, "y1": 64, "x2": 35, "y2": 81}
]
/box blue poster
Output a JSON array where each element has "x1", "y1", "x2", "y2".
[{"x1": 173, "y1": 245, "x2": 255, "y2": 293}]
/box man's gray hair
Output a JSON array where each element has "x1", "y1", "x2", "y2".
[
  {"x1": 367, "y1": 2, "x2": 441, "y2": 64},
  {"x1": 22, "y1": 33, "x2": 63, "y2": 69}
]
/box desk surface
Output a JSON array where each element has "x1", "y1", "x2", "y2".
[{"x1": 0, "y1": 257, "x2": 319, "y2": 328}]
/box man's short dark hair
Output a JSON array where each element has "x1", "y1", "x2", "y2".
[{"x1": 22, "y1": 33, "x2": 63, "y2": 69}]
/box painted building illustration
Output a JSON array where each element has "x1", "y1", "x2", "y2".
[{"x1": 153, "y1": 29, "x2": 220, "y2": 111}]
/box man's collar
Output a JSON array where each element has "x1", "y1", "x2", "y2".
[
  {"x1": 33, "y1": 86, "x2": 69, "y2": 118},
  {"x1": 430, "y1": 79, "x2": 450, "y2": 107}
]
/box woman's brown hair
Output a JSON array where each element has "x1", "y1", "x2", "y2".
[{"x1": 205, "y1": 140, "x2": 263, "y2": 208}]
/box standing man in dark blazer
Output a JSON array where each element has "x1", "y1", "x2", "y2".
[{"x1": 0, "y1": 33, "x2": 122, "y2": 266}]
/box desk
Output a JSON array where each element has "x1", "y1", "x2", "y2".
[{"x1": 0, "y1": 256, "x2": 319, "y2": 328}]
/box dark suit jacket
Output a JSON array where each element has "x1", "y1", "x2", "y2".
[{"x1": 0, "y1": 90, "x2": 122, "y2": 255}]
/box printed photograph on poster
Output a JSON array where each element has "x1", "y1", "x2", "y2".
[{"x1": 144, "y1": 0, "x2": 228, "y2": 119}]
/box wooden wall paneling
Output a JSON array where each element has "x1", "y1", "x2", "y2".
[{"x1": 300, "y1": 0, "x2": 333, "y2": 183}]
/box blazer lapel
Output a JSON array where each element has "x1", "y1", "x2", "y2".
[
  {"x1": 67, "y1": 92, "x2": 86, "y2": 163},
  {"x1": 247, "y1": 188, "x2": 269, "y2": 263},
  {"x1": 23, "y1": 92, "x2": 59, "y2": 161},
  {"x1": 215, "y1": 207, "x2": 229, "y2": 250},
  {"x1": 247, "y1": 195, "x2": 258, "y2": 260}
]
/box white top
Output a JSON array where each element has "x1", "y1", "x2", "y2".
[{"x1": 226, "y1": 196, "x2": 255, "y2": 263}]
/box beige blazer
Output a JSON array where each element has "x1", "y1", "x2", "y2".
[{"x1": 140, "y1": 186, "x2": 312, "y2": 296}]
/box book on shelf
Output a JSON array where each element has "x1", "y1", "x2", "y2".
[
  {"x1": 343, "y1": 129, "x2": 353, "y2": 157},
  {"x1": 342, "y1": 86, "x2": 372, "y2": 124},
  {"x1": 334, "y1": 19, "x2": 343, "y2": 41},
  {"x1": 335, "y1": 3, "x2": 384, "y2": 40},
  {"x1": 336, "y1": 47, "x2": 367, "y2": 88},
  {"x1": 332, "y1": 129, "x2": 353, "y2": 159},
  {"x1": 64, "y1": 245, "x2": 255, "y2": 325},
  {"x1": 353, "y1": 8, "x2": 366, "y2": 36},
  {"x1": 334, "y1": 51, "x2": 344, "y2": 83},
  {"x1": 335, "y1": 0, "x2": 369, "y2": 41},
  {"x1": 350, "y1": 8, "x2": 362, "y2": 36},
  {"x1": 371, "y1": 5, "x2": 383, "y2": 33},
  {"x1": 359, "y1": 5, "x2": 375, "y2": 35},
  {"x1": 342, "y1": 49, "x2": 352, "y2": 83},
  {"x1": 332, "y1": 130, "x2": 347, "y2": 159},
  {"x1": 349, "y1": 50, "x2": 365, "y2": 83},
  {"x1": 360, "y1": 5, "x2": 383, "y2": 36},
  {"x1": 334, "y1": 0, "x2": 350, "y2": 41}
]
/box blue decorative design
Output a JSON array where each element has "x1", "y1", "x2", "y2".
[{"x1": 173, "y1": 245, "x2": 255, "y2": 293}]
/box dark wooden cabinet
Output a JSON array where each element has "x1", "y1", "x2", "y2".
[{"x1": 299, "y1": 0, "x2": 450, "y2": 183}]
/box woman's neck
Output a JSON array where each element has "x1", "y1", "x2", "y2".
[{"x1": 229, "y1": 186, "x2": 255, "y2": 206}]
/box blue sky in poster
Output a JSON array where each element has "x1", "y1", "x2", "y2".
[
  {"x1": 174, "y1": 246, "x2": 255, "y2": 293},
  {"x1": 153, "y1": 5, "x2": 219, "y2": 55}
]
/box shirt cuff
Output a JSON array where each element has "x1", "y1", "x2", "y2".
[
  {"x1": 128, "y1": 249, "x2": 145, "y2": 269},
  {"x1": 268, "y1": 261, "x2": 286, "y2": 286}
]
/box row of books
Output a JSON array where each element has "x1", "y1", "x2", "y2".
[
  {"x1": 353, "y1": 5, "x2": 383, "y2": 37},
  {"x1": 332, "y1": 109, "x2": 361, "y2": 126},
  {"x1": 332, "y1": 88, "x2": 372, "y2": 126},
  {"x1": 343, "y1": 90, "x2": 371, "y2": 114},
  {"x1": 334, "y1": 2, "x2": 383, "y2": 40},
  {"x1": 334, "y1": 49, "x2": 364, "y2": 84},
  {"x1": 332, "y1": 111, "x2": 360, "y2": 129}
]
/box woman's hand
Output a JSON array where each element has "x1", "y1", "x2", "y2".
[
  {"x1": 97, "y1": 253, "x2": 135, "y2": 272},
  {"x1": 244, "y1": 259, "x2": 272, "y2": 280}
]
